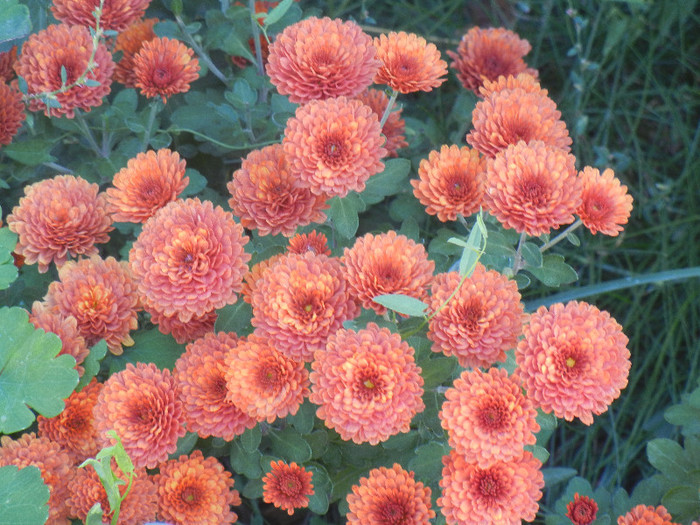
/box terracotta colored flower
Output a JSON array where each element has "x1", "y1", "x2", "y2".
[
  {"x1": 0, "y1": 81, "x2": 25, "y2": 146},
  {"x1": 262, "y1": 460, "x2": 314, "y2": 515},
  {"x1": 567, "y1": 493, "x2": 598, "y2": 525},
  {"x1": 44, "y1": 255, "x2": 139, "y2": 355},
  {"x1": 114, "y1": 18, "x2": 158, "y2": 87},
  {"x1": 0, "y1": 45, "x2": 17, "y2": 82},
  {"x1": 94, "y1": 362, "x2": 186, "y2": 468},
  {"x1": 15, "y1": 24, "x2": 114, "y2": 118},
  {"x1": 374, "y1": 31, "x2": 448, "y2": 93},
  {"x1": 354, "y1": 88, "x2": 408, "y2": 157},
  {"x1": 440, "y1": 368, "x2": 539, "y2": 467},
  {"x1": 129, "y1": 197, "x2": 250, "y2": 323},
  {"x1": 516, "y1": 301, "x2": 631, "y2": 425},
  {"x1": 227, "y1": 144, "x2": 327, "y2": 236},
  {"x1": 0, "y1": 433, "x2": 74, "y2": 525},
  {"x1": 347, "y1": 464, "x2": 435, "y2": 524},
  {"x1": 617, "y1": 504, "x2": 678, "y2": 525},
  {"x1": 483, "y1": 140, "x2": 581, "y2": 236},
  {"x1": 7, "y1": 175, "x2": 113, "y2": 273},
  {"x1": 411, "y1": 144, "x2": 485, "y2": 222},
  {"x1": 479, "y1": 72, "x2": 545, "y2": 99},
  {"x1": 288, "y1": 230, "x2": 331, "y2": 256},
  {"x1": 155, "y1": 450, "x2": 241, "y2": 525},
  {"x1": 448, "y1": 27, "x2": 538, "y2": 94},
  {"x1": 428, "y1": 265, "x2": 523, "y2": 369},
  {"x1": 342, "y1": 231, "x2": 434, "y2": 315},
  {"x1": 240, "y1": 253, "x2": 284, "y2": 304},
  {"x1": 310, "y1": 323, "x2": 424, "y2": 444},
  {"x1": 29, "y1": 301, "x2": 90, "y2": 374},
  {"x1": 147, "y1": 305, "x2": 217, "y2": 344},
  {"x1": 577, "y1": 166, "x2": 634, "y2": 236},
  {"x1": 51, "y1": 0, "x2": 150, "y2": 31},
  {"x1": 175, "y1": 332, "x2": 257, "y2": 440},
  {"x1": 106, "y1": 148, "x2": 188, "y2": 223},
  {"x1": 283, "y1": 96, "x2": 387, "y2": 198},
  {"x1": 134, "y1": 37, "x2": 200, "y2": 102},
  {"x1": 251, "y1": 252, "x2": 358, "y2": 361},
  {"x1": 266, "y1": 16, "x2": 379, "y2": 103}
]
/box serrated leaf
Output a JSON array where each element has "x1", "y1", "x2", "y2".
[
  {"x1": 527, "y1": 254, "x2": 578, "y2": 287},
  {"x1": 647, "y1": 438, "x2": 689, "y2": 479},
  {"x1": 0, "y1": 465, "x2": 49, "y2": 525},
  {"x1": 268, "y1": 427, "x2": 312, "y2": 463},
  {"x1": 372, "y1": 293, "x2": 428, "y2": 317},
  {"x1": 263, "y1": 0, "x2": 294, "y2": 27},
  {"x1": 329, "y1": 194, "x2": 363, "y2": 239}
]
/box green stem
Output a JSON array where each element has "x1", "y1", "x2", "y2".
[
  {"x1": 379, "y1": 89, "x2": 400, "y2": 129},
  {"x1": 511, "y1": 232, "x2": 528, "y2": 274},
  {"x1": 74, "y1": 110, "x2": 103, "y2": 157},
  {"x1": 175, "y1": 15, "x2": 229, "y2": 86},
  {"x1": 540, "y1": 219, "x2": 583, "y2": 252},
  {"x1": 167, "y1": 127, "x2": 278, "y2": 150},
  {"x1": 249, "y1": 0, "x2": 265, "y2": 79},
  {"x1": 140, "y1": 100, "x2": 161, "y2": 151},
  {"x1": 42, "y1": 161, "x2": 74, "y2": 174}
]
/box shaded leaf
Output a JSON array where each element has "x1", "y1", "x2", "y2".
[
  {"x1": 361, "y1": 158, "x2": 411, "y2": 205},
  {"x1": 542, "y1": 467, "x2": 577, "y2": 487},
  {"x1": 307, "y1": 464, "x2": 331, "y2": 515},
  {"x1": 108, "y1": 328, "x2": 185, "y2": 373},
  {"x1": 0, "y1": 227, "x2": 18, "y2": 290},
  {"x1": 408, "y1": 441, "x2": 449, "y2": 482},
  {"x1": 527, "y1": 254, "x2": 578, "y2": 287},
  {"x1": 647, "y1": 438, "x2": 689, "y2": 479},
  {"x1": 1, "y1": 139, "x2": 56, "y2": 166},
  {"x1": 263, "y1": 0, "x2": 294, "y2": 27},
  {"x1": 329, "y1": 194, "x2": 364, "y2": 239},
  {"x1": 0, "y1": 0, "x2": 31, "y2": 53},
  {"x1": 268, "y1": 427, "x2": 312, "y2": 463},
  {"x1": 372, "y1": 293, "x2": 428, "y2": 317},
  {"x1": 215, "y1": 300, "x2": 254, "y2": 336},
  {"x1": 0, "y1": 465, "x2": 49, "y2": 525},
  {"x1": 76, "y1": 340, "x2": 108, "y2": 392}
]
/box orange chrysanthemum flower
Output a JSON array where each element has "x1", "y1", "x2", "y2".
[
  {"x1": 448, "y1": 27, "x2": 538, "y2": 94},
  {"x1": 288, "y1": 230, "x2": 331, "y2": 256},
  {"x1": 440, "y1": 368, "x2": 539, "y2": 467},
  {"x1": 227, "y1": 144, "x2": 328, "y2": 236},
  {"x1": 354, "y1": 88, "x2": 408, "y2": 157},
  {"x1": 94, "y1": 362, "x2": 186, "y2": 468},
  {"x1": 428, "y1": 265, "x2": 523, "y2": 369},
  {"x1": 106, "y1": 148, "x2": 188, "y2": 223},
  {"x1": 617, "y1": 504, "x2": 678, "y2": 525},
  {"x1": 0, "y1": 45, "x2": 17, "y2": 82},
  {"x1": 147, "y1": 305, "x2": 217, "y2": 344},
  {"x1": 411, "y1": 144, "x2": 486, "y2": 222},
  {"x1": 29, "y1": 301, "x2": 90, "y2": 373},
  {"x1": 283, "y1": 96, "x2": 387, "y2": 198},
  {"x1": 310, "y1": 323, "x2": 424, "y2": 444},
  {"x1": 0, "y1": 433, "x2": 74, "y2": 525},
  {"x1": 114, "y1": 18, "x2": 158, "y2": 87},
  {"x1": 479, "y1": 72, "x2": 545, "y2": 99},
  {"x1": 251, "y1": 252, "x2": 358, "y2": 361},
  {"x1": 516, "y1": 301, "x2": 631, "y2": 425},
  {"x1": 567, "y1": 493, "x2": 598, "y2": 525},
  {"x1": 374, "y1": 31, "x2": 448, "y2": 93},
  {"x1": 133, "y1": 37, "x2": 200, "y2": 102},
  {"x1": 15, "y1": 24, "x2": 114, "y2": 118},
  {"x1": 44, "y1": 255, "x2": 139, "y2": 355},
  {"x1": 7, "y1": 175, "x2": 113, "y2": 273},
  {"x1": 577, "y1": 166, "x2": 634, "y2": 236},
  {"x1": 342, "y1": 231, "x2": 434, "y2": 315},
  {"x1": 240, "y1": 253, "x2": 284, "y2": 305},
  {"x1": 225, "y1": 333, "x2": 310, "y2": 423},
  {"x1": 0, "y1": 81, "x2": 25, "y2": 146},
  {"x1": 175, "y1": 332, "x2": 257, "y2": 440},
  {"x1": 347, "y1": 463, "x2": 435, "y2": 524},
  {"x1": 51, "y1": 0, "x2": 150, "y2": 31},
  {"x1": 266, "y1": 16, "x2": 379, "y2": 103},
  {"x1": 483, "y1": 140, "x2": 581, "y2": 236},
  {"x1": 155, "y1": 450, "x2": 241, "y2": 525},
  {"x1": 129, "y1": 197, "x2": 250, "y2": 322},
  {"x1": 262, "y1": 460, "x2": 314, "y2": 516}
]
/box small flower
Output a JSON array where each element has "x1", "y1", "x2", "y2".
[
  {"x1": 577, "y1": 166, "x2": 634, "y2": 236},
  {"x1": 0, "y1": 81, "x2": 25, "y2": 146},
  {"x1": 29, "y1": 301, "x2": 90, "y2": 374},
  {"x1": 266, "y1": 16, "x2": 379, "y2": 103},
  {"x1": 51, "y1": 0, "x2": 150, "y2": 31},
  {"x1": 7, "y1": 175, "x2": 113, "y2": 273},
  {"x1": 262, "y1": 460, "x2": 314, "y2": 515},
  {"x1": 134, "y1": 37, "x2": 200, "y2": 102},
  {"x1": 566, "y1": 493, "x2": 598, "y2": 525},
  {"x1": 411, "y1": 144, "x2": 485, "y2": 222},
  {"x1": 288, "y1": 230, "x2": 331, "y2": 256},
  {"x1": 114, "y1": 18, "x2": 158, "y2": 87},
  {"x1": 354, "y1": 88, "x2": 408, "y2": 157},
  {"x1": 0, "y1": 45, "x2": 17, "y2": 82},
  {"x1": 147, "y1": 305, "x2": 217, "y2": 344},
  {"x1": 516, "y1": 301, "x2": 631, "y2": 425},
  {"x1": 374, "y1": 31, "x2": 448, "y2": 93},
  {"x1": 616, "y1": 504, "x2": 678, "y2": 525},
  {"x1": 347, "y1": 464, "x2": 435, "y2": 524}
]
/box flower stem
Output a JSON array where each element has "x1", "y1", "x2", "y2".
[
  {"x1": 249, "y1": 0, "x2": 265, "y2": 79},
  {"x1": 140, "y1": 100, "x2": 161, "y2": 152},
  {"x1": 540, "y1": 219, "x2": 583, "y2": 252},
  {"x1": 511, "y1": 232, "x2": 528, "y2": 274},
  {"x1": 74, "y1": 110, "x2": 103, "y2": 157},
  {"x1": 175, "y1": 15, "x2": 229, "y2": 86},
  {"x1": 379, "y1": 89, "x2": 399, "y2": 129}
]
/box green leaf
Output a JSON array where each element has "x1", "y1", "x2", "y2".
[
  {"x1": 76, "y1": 340, "x2": 108, "y2": 392},
  {"x1": 263, "y1": 0, "x2": 294, "y2": 27},
  {"x1": 84, "y1": 503, "x2": 104, "y2": 525},
  {"x1": 329, "y1": 194, "x2": 363, "y2": 239},
  {"x1": 171, "y1": 431, "x2": 199, "y2": 458},
  {"x1": 307, "y1": 430, "x2": 328, "y2": 460},
  {"x1": 542, "y1": 467, "x2": 577, "y2": 487},
  {"x1": 361, "y1": 158, "x2": 410, "y2": 205},
  {"x1": 372, "y1": 293, "x2": 428, "y2": 317},
  {"x1": 59, "y1": 65, "x2": 68, "y2": 86},
  {"x1": 1, "y1": 139, "x2": 56, "y2": 166},
  {"x1": 242, "y1": 478, "x2": 264, "y2": 499},
  {"x1": 108, "y1": 328, "x2": 185, "y2": 373},
  {"x1": 647, "y1": 438, "x2": 689, "y2": 479},
  {"x1": 665, "y1": 404, "x2": 700, "y2": 434},
  {"x1": 0, "y1": 0, "x2": 31, "y2": 53},
  {"x1": 214, "y1": 301, "x2": 253, "y2": 336},
  {"x1": 230, "y1": 441, "x2": 263, "y2": 478},
  {"x1": 0, "y1": 228, "x2": 18, "y2": 290},
  {"x1": 240, "y1": 425, "x2": 262, "y2": 453},
  {"x1": 0, "y1": 465, "x2": 49, "y2": 525},
  {"x1": 525, "y1": 444, "x2": 550, "y2": 464},
  {"x1": 419, "y1": 356, "x2": 457, "y2": 389},
  {"x1": 661, "y1": 485, "x2": 700, "y2": 523},
  {"x1": 268, "y1": 427, "x2": 312, "y2": 463},
  {"x1": 162, "y1": 0, "x2": 183, "y2": 15},
  {"x1": 566, "y1": 232, "x2": 581, "y2": 246},
  {"x1": 521, "y1": 242, "x2": 543, "y2": 268},
  {"x1": 180, "y1": 168, "x2": 207, "y2": 197},
  {"x1": 458, "y1": 218, "x2": 486, "y2": 276},
  {"x1": 226, "y1": 79, "x2": 256, "y2": 108},
  {"x1": 527, "y1": 254, "x2": 578, "y2": 287},
  {"x1": 408, "y1": 441, "x2": 448, "y2": 482},
  {"x1": 287, "y1": 400, "x2": 316, "y2": 435},
  {"x1": 307, "y1": 464, "x2": 331, "y2": 515}
]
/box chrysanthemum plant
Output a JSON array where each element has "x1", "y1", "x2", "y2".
[{"x1": 1, "y1": 1, "x2": 692, "y2": 524}]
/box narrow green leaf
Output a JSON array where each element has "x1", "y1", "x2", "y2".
[
  {"x1": 459, "y1": 221, "x2": 484, "y2": 276},
  {"x1": 0, "y1": 465, "x2": 49, "y2": 525},
  {"x1": 566, "y1": 233, "x2": 581, "y2": 246},
  {"x1": 60, "y1": 65, "x2": 68, "y2": 86},
  {"x1": 262, "y1": 0, "x2": 294, "y2": 27},
  {"x1": 372, "y1": 293, "x2": 428, "y2": 317}
]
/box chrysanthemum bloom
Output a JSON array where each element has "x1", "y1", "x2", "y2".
[
  {"x1": 373, "y1": 31, "x2": 448, "y2": 93},
  {"x1": 616, "y1": 504, "x2": 679, "y2": 525},
  {"x1": 478, "y1": 72, "x2": 545, "y2": 99},
  {"x1": 29, "y1": 301, "x2": 90, "y2": 373},
  {"x1": 516, "y1": 301, "x2": 631, "y2": 425},
  {"x1": 354, "y1": 88, "x2": 408, "y2": 157},
  {"x1": 347, "y1": 463, "x2": 435, "y2": 524},
  {"x1": 0, "y1": 81, "x2": 25, "y2": 146},
  {"x1": 428, "y1": 265, "x2": 523, "y2": 369},
  {"x1": 94, "y1": 362, "x2": 186, "y2": 469},
  {"x1": 577, "y1": 166, "x2": 634, "y2": 236},
  {"x1": 288, "y1": 230, "x2": 331, "y2": 256},
  {"x1": 411, "y1": 144, "x2": 486, "y2": 222},
  {"x1": 262, "y1": 460, "x2": 314, "y2": 515},
  {"x1": 147, "y1": 305, "x2": 217, "y2": 344},
  {"x1": 106, "y1": 148, "x2": 188, "y2": 223},
  {"x1": 154, "y1": 450, "x2": 241, "y2": 525},
  {"x1": 133, "y1": 37, "x2": 200, "y2": 103},
  {"x1": 51, "y1": 0, "x2": 150, "y2": 31},
  {"x1": 14, "y1": 24, "x2": 114, "y2": 118},
  {"x1": 440, "y1": 368, "x2": 539, "y2": 467},
  {"x1": 7, "y1": 175, "x2": 113, "y2": 273},
  {"x1": 566, "y1": 493, "x2": 598, "y2": 525},
  {"x1": 266, "y1": 16, "x2": 379, "y2": 103},
  {"x1": 129, "y1": 197, "x2": 250, "y2": 323},
  {"x1": 240, "y1": 253, "x2": 284, "y2": 305},
  {"x1": 175, "y1": 332, "x2": 257, "y2": 440},
  {"x1": 0, "y1": 433, "x2": 74, "y2": 525},
  {"x1": 467, "y1": 88, "x2": 572, "y2": 158},
  {"x1": 483, "y1": 140, "x2": 581, "y2": 236},
  {"x1": 342, "y1": 231, "x2": 434, "y2": 315},
  {"x1": 0, "y1": 45, "x2": 17, "y2": 82},
  {"x1": 310, "y1": 323, "x2": 424, "y2": 444},
  {"x1": 44, "y1": 255, "x2": 139, "y2": 355},
  {"x1": 113, "y1": 18, "x2": 158, "y2": 87},
  {"x1": 251, "y1": 252, "x2": 358, "y2": 361},
  {"x1": 227, "y1": 144, "x2": 328, "y2": 236},
  {"x1": 225, "y1": 333, "x2": 310, "y2": 423},
  {"x1": 448, "y1": 27, "x2": 538, "y2": 94}
]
